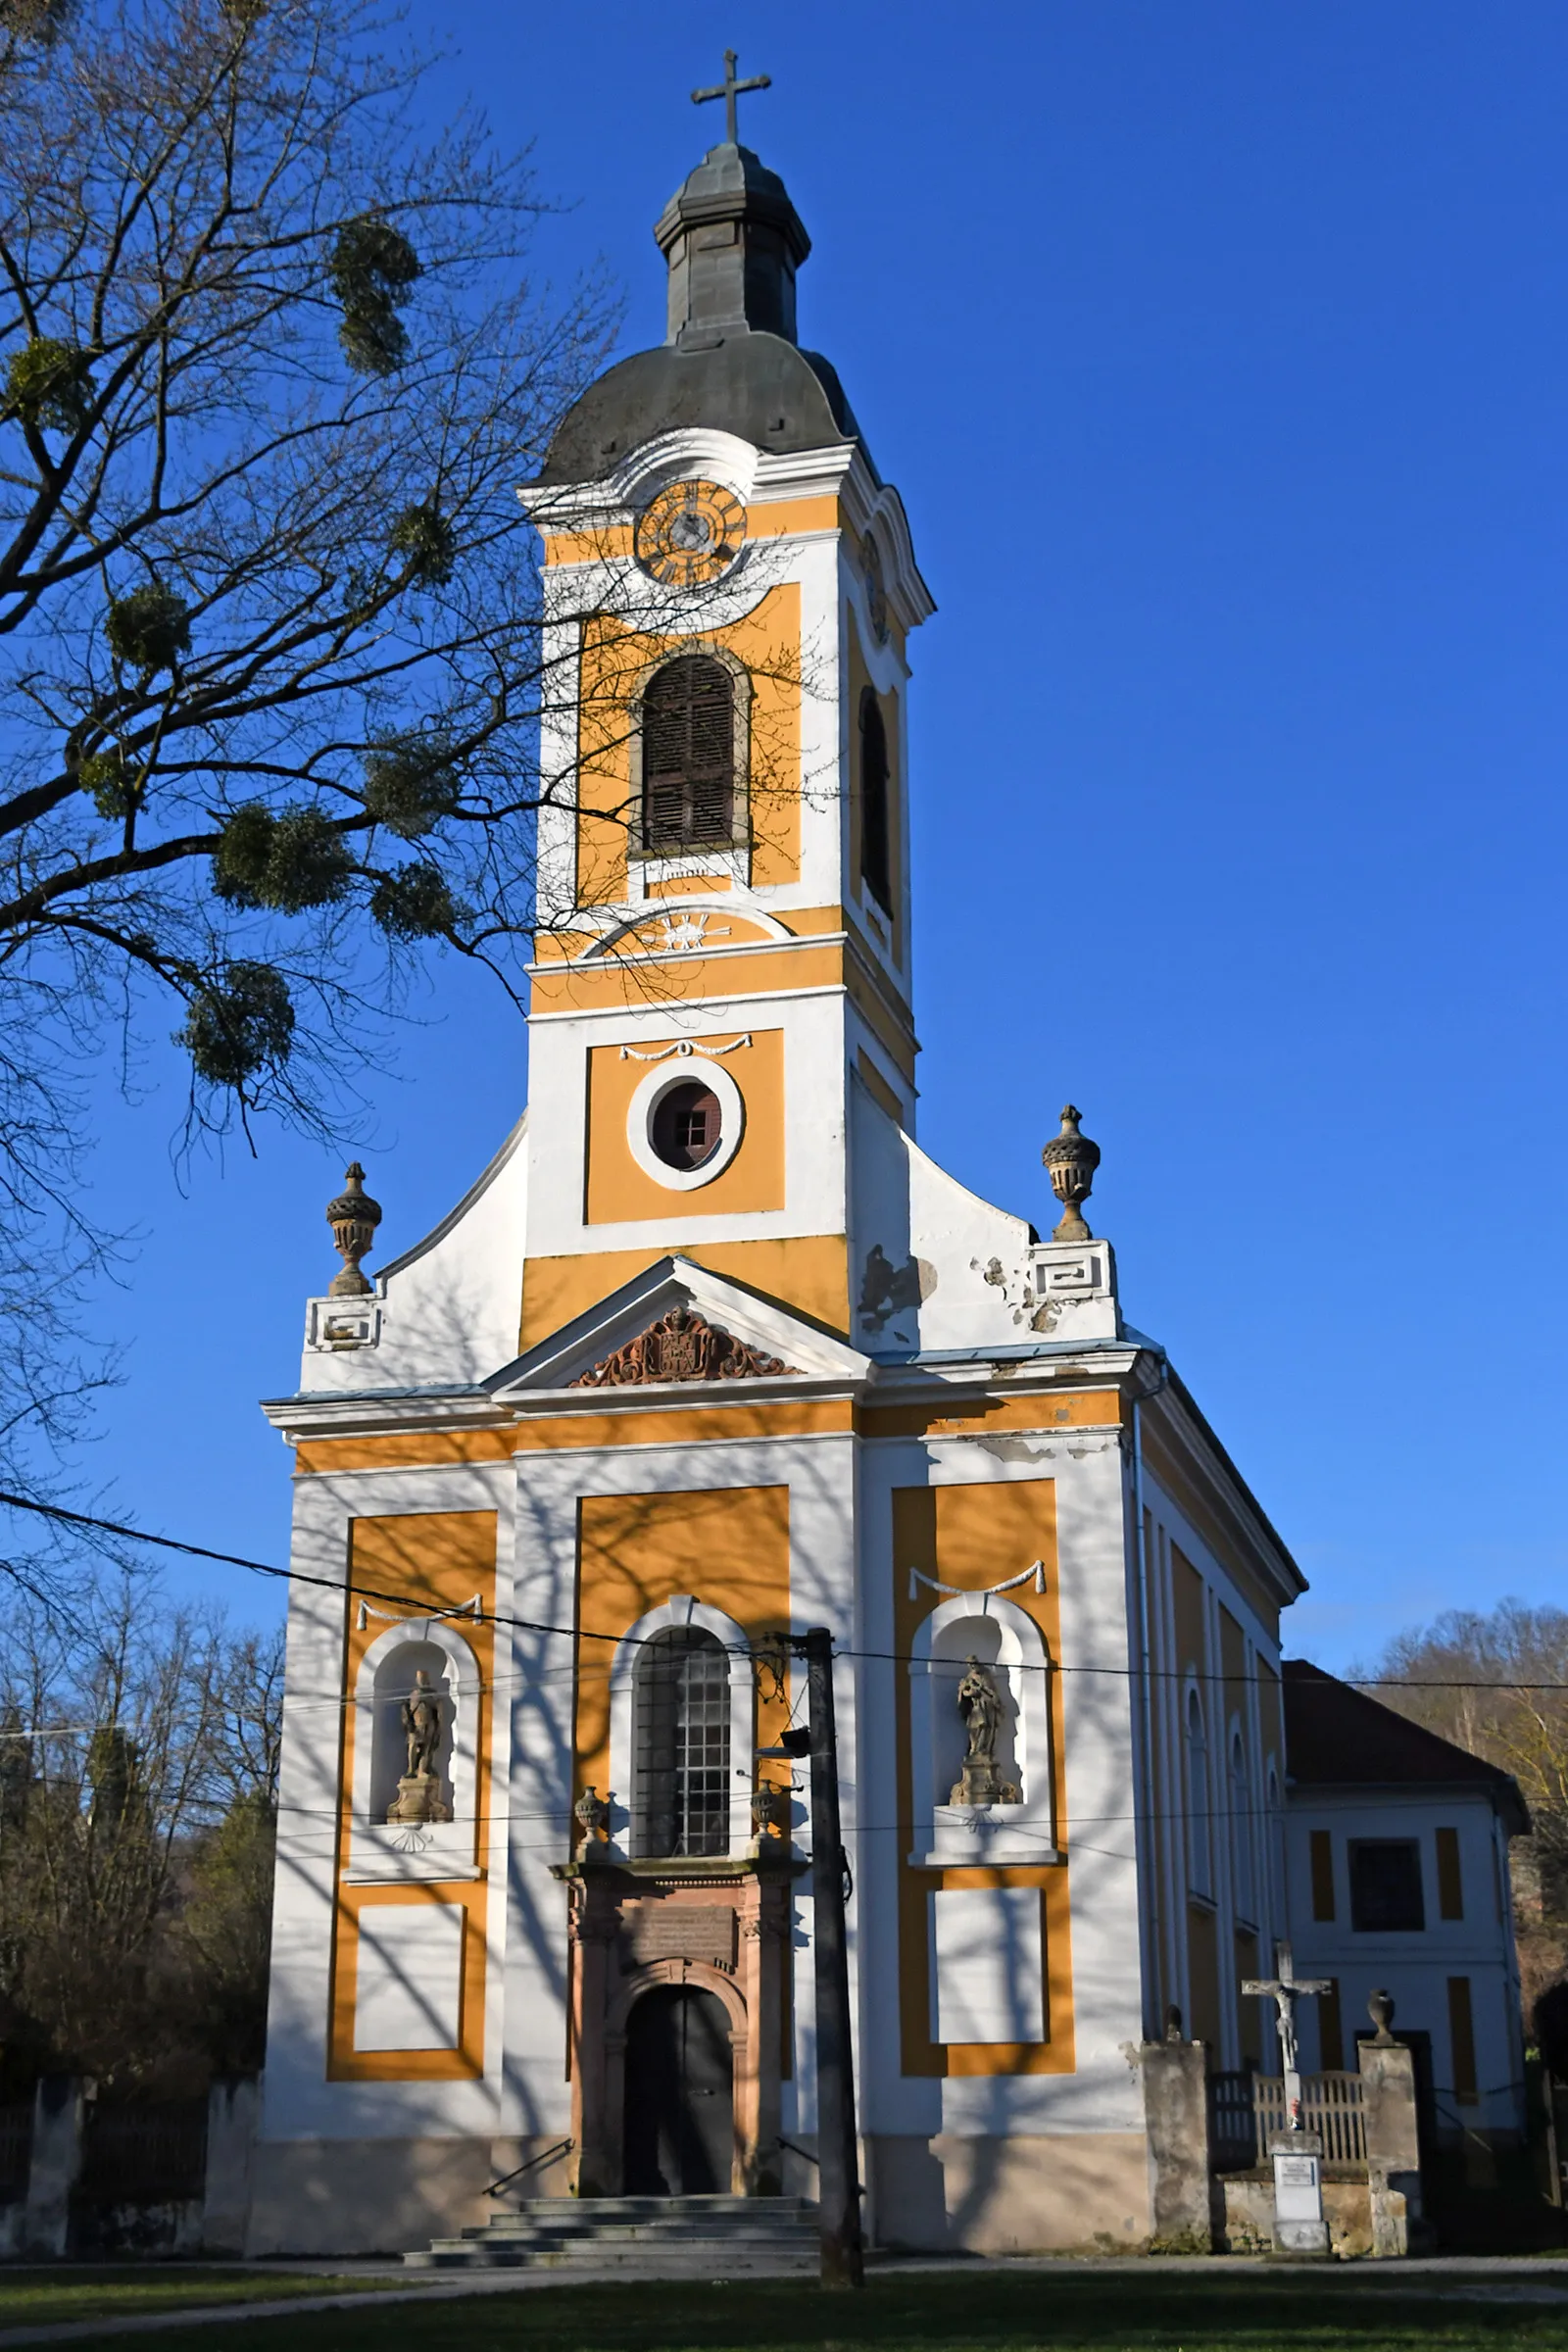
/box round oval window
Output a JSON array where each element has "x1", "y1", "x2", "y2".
[{"x1": 650, "y1": 1080, "x2": 722, "y2": 1171}]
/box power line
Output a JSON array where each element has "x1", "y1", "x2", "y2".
[{"x1": 5, "y1": 1489, "x2": 1568, "y2": 1692}]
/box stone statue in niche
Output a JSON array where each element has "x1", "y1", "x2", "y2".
[
  {"x1": 950, "y1": 1655, "x2": 1019, "y2": 1806},
  {"x1": 386, "y1": 1666, "x2": 454, "y2": 1825}
]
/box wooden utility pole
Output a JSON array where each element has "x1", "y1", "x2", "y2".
[{"x1": 801, "y1": 1625, "x2": 863, "y2": 2288}]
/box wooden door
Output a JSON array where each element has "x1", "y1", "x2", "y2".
[{"x1": 623, "y1": 1986, "x2": 734, "y2": 2194}]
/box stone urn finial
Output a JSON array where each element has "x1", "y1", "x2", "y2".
[
  {"x1": 325, "y1": 1161, "x2": 382, "y2": 1297},
  {"x1": 574, "y1": 1786, "x2": 611, "y2": 1846},
  {"x1": 1042, "y1": 1104, "x2": 1101, "y2": 1243},
  {"x1": 1367, "y1": 1987, "x2": 1396, "y2": 2047}
]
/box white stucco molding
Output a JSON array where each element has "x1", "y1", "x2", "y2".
[
  {"x1": 518, "y1": 429, "x2": 763, "y2": 531},
  {"x1": 344, "y1": 1617, "x2": 483, "y2": 1885},
  {"x1": 604, "y1": 1592, "x2": 755, "y2": 1862},
  {"x1": 573, "y1": 899, "x2": 795, "y2": 960},
  {"x1": 908, "y1": 1589, "x2": 1059, "y2": 1867}
]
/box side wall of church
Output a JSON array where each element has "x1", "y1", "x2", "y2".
[{"x1": 1137, "y1": 1424, "x2": 1289, "y2": 2075}]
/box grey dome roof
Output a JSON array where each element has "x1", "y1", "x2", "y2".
[
  {"x1": 533, "y1": 140, "x2": 879, "y2": 487},
  {"x1": 536, "y1": 335, "x2": 867, "y2": 486}
]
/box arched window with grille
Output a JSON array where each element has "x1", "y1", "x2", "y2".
[
  {"x1": 1186, "y1": 1689, "x2": 1212, "y2": 1899},
  {"x1": 631, "y1": 1625, "x2": 732, "y2": 1858},
  {"x1": 858, "y1": 688, "x2": 892, "y2": 913},
  {"x1": 639, "y1": 656, "x2": 737, "y2": 854}
]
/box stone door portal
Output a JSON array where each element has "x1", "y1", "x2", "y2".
[{"x1": 623, "y1": 1985, "x2": 734, "y2": 2194}]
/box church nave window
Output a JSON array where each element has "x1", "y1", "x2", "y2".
[
  {"x1": 632, "y1": 1625, "x2": 732, "y2": 1857},
  {"x1": 858, "y1": 688, "x2": 892, "y2": 914},
  {"x1": 640, "y1": 656, "x2": 737, "y2": 853},
  {"x1": 1229, "y1": 1725, "x2": 1255, "y2": 1924},
  {"x1": 1186, "y1": 1690, "x2": 1213, "y2": 1900}
]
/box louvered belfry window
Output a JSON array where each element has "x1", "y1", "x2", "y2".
[
  {"x1": 640, "y1": 657, "x2": 736, "y2": 853},
  {"x1": 859, "y1": 687, "x2": 892, "y2": 912},
  {"x1": 632, "y1": 1626, "x2": 731, "y2": 1858}
]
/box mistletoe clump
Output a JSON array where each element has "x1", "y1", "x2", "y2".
[
  {"x1": 213, "y1": 803, "x2": 354, "y2": 912},
  {"x1": 330, "y1": 215, "x2": 420, "y2": 375},
  {"x1": 177, "y1": 961, "x2": 296, "y2": 1089},
  {"x1": 361, "y1": 735, "x2": 460, "y2": 838},
  {"x1": 388, "y1": 500, "x2": 455, "y2": 586},
  {"x1": 105, "y1": 580, "x2": 190, "y2": 673},
  {"x1": 79, "y1": 750, "x2": 141, "y2": 819},
  {"x1": 4, "y1": 334, "x2": 95, "y2": 433}
]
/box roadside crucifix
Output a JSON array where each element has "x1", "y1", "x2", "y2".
[
  {"x1": 1242, "y1": 1938, "x2": 1332, "y2": 2130},
  {"x1": 691, "y1": 49, "x2": 772, "y2": 146}
]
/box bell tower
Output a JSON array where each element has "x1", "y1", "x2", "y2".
[{"x1": 516, "y1": 76, "x2": 933, "y2": 1350}]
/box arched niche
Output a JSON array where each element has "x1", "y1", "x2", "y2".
[
  {"x1": 908, "y1": 1592, "x2": 1058, "y2": 1867},
  {"x1": 606, "y1": 1593, "x2": 755, "y2": 1861},
  {"x1": 344, "y1": 1618, "x2": 482, "y2": 1885}
]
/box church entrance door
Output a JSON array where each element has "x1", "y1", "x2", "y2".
[{"x1": 622, "y1": 1985, "x2": 733, "y2": 2194}]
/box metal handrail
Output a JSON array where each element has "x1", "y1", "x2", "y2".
[
  {"x1": 768, "y1": 2134, "x2": 864, "y2": 2195},
  {"x1": 486, "y1": 2136, "x2": 573, "y2": 2197}
]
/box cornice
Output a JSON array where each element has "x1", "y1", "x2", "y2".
[
  {"x1": 518, "y1": 429, "x2": 933, "y2": 635},
  {"x1": 1139, "y1": 1378, "x2": 1305, "y2": 1610}
]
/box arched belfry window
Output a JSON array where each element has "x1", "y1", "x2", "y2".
[
  {"x1": 632, "y1": 1625, "x2": 731, "y2": 1857},
  {"x1": 858, "y1": 688, "x2": 892, "y2": 913},
  {"x1": 640, "y1": 656, "x2": 736, "y2": 854}
]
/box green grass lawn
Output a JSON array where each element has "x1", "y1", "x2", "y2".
[
  {"x1": 0, "y1": 2264, "x2": 401, "y2": 2330},
  {"x1": 28, "y1": 2270, "x2": 1568, "y2": 2352}
]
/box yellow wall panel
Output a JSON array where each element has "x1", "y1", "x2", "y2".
[
  {"x1": 892, "y1": 1481, "x2": 1075, "y2": 2078},
  {"x1": 328, "y1": 1511, "x2": 498, "y2": 2081},
  {"x1": 584, "y1": 1029, "x2": 785, "y2": 1225},
  {"x1": 519, "y1": 1235, "x2": 850, "y2": 1351}
]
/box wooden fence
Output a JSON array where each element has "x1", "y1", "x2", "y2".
[{"x1": 1209, "y1": 2069, "x2": 1367, "y2": 2170}]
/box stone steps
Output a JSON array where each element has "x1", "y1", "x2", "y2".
[{"x1": 403, "y1": 2192, "x2": 821, "y2": 2276}]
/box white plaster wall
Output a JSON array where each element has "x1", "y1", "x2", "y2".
[
  {"x1": 848, "y1": 1083, "x2": 1043, "y2": 1354},
  {"x1": 297, "y1": 1119, "x2": 527, "y2": 1395},
  {"x1": 1284, "y1": 1788, "x2": 1524, "y2": 2135}
]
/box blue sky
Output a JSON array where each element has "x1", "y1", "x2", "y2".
[{"x1": 80, "y1": 1, "x2": 1568, "y2": 1666}]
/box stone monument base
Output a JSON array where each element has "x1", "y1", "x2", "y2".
[
  {"x1": 386, "y1": 1775, "x2": 452, "y2": 1825},
  {"x1": 1267, "y1": 2131, "x2": 1330, "y2": 2258}
]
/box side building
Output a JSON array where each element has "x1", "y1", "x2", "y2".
[{"x1": 1283, "y1": 1660, "x2": 1528, "y2": 2151}]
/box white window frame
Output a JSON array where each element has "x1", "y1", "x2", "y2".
[{"x1": 607, "y1": 1593, "x2": 754, "y2": 1861}]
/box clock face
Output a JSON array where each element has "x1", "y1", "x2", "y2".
[{"x1": 635, "y1": 479, "x2": 745, "y2": 587}]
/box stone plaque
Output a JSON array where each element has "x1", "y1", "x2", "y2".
[{"x1": 624, "y1": 1903, "x2": 736, "y2": 1967}]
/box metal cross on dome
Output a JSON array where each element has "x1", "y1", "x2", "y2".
[{"x1": 691, "y1": 49, "x2": 771, "y2": 146}]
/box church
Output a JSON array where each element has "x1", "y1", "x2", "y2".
[{"x1": 250, "y1": 84, "x2": 1526, "y2": 2259}]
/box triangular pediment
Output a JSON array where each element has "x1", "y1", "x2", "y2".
[{"x1": 488, "y1": 1256, "x2": 870, "y2": 1396}]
